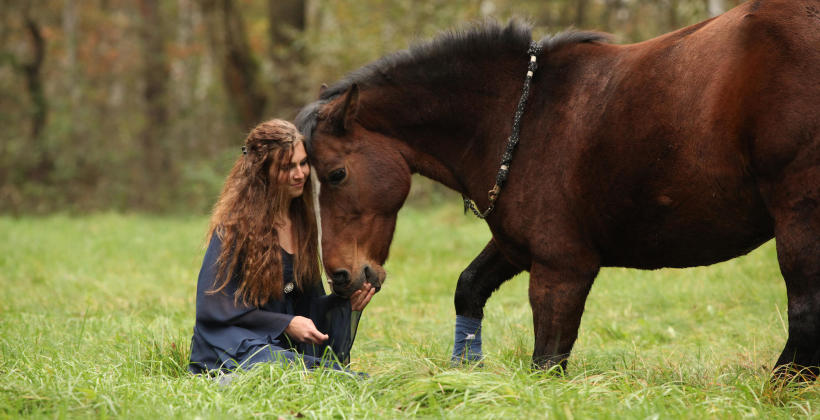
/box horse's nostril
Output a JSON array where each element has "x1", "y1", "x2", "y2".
[
  {"x1": 363, "y1": 265, "x2": 380, "y2": 288},
  {"x1": 331, "y1": 269, "x2": 351, "y2": 286}
]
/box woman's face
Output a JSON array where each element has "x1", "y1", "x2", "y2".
[{"x1": 282, "y1": 141, "x2": 310, "y2": 198}]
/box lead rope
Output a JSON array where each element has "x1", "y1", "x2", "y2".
[{"x1": 463, "y1": 41, "x2": 542, "y2": 219}]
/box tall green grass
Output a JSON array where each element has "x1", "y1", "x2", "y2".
[{"x1": 1, "y1": 205, "x2": 818, "y2": 418}]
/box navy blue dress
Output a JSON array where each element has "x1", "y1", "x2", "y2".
[{"x1": 189, "y1": 234, "x2": 361, "y2": 374}]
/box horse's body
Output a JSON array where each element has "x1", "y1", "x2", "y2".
[{"x1": 297, "y1": 0, "x2": 820, "y2": 375}]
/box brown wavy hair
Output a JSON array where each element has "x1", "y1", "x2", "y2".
[{"x1": 207, "y1": 119, "x2": 321, "y2": 307}]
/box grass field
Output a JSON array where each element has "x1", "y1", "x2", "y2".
[{"x1": 1, "y1": 203, "x2": 818, "y2": 418}]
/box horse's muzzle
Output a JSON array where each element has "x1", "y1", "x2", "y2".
[{"x1": 330, "y1": 263, "x2": 384, "y2": 298}]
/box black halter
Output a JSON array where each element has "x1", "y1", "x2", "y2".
[{"x1": 463, "y1": 41, "x2": 542, "y2": 219}]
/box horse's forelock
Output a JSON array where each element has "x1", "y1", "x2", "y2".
[{"x1": 295, "y1": 100, "x2": 328, "y2": 152}]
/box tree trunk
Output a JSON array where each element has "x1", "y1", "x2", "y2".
[
  {"x1": 668, "y1": 0, "x2": 679, "y2": 29},
  {"x1": 602, "y1": 0, "x2": 624, "y2": 31},
  {"x1": 575, "y1": 0, "x2": 589, "y2": 27},
  {"x1": 174, "y1": 0, "x2": 195, "y2": 113},
  {"x1": 707, "y1": 0, "x2": 726, "y2": 17},
  {"x1": 268, "y1": 0, "x2": 306, "y2": 118},
  {"x1": 21, "y1": 10, "x2": 51, "y2": 183},
  {"x1": 62, "y1": 0, "x2": 80, "y2": 107},
  {"x1": 138, "y1": 0, "x2": 171, "y2": 208},
  {"x1": 201, "y1": 0, "x2": 267, "y2": 130}
]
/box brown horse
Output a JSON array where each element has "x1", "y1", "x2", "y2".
[{"x1": 297, "y1": 0, "x2": 820, "y2": 376}]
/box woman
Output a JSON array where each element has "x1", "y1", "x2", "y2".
[{"x1": 188, "y1": 119, "x2": 375, "y2": 374}]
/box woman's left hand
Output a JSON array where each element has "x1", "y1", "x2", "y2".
[{"x1": 350, "y1": 282, "x2": 376, "y2": 311}]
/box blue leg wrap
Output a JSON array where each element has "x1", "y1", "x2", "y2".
[{"x1": 451, "y1": 315, "x2": 483, "y2": 363}]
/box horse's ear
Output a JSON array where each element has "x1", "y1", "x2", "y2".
[
  {"x1": 318, "y1": 83, "x2": 328, "y2": 97},
  {"x1": 329, "y1": 84, "x2": 359, "y2": 134}
]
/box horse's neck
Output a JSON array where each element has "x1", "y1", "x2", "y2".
[{"x1": 361, "y1": 59, "x2": 526, "y2": 195}]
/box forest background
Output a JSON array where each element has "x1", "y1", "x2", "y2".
[{"x1": 1, "y1": 0, "x2": 743, "y2": 214}]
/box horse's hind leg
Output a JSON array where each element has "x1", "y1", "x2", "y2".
[
  {"x1": 451, "y1": 239, "x2": 522, "y2": 362},
  {"x1": 770, "y1": 167, "x2": 820, "y2": 380}
]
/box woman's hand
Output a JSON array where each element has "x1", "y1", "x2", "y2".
[
  {"x1": 285, "y1": 316, "x2": 328, "y2": 344},
  {"x1": 350, "y1": 282, "x2": 376, "y2": 311}
]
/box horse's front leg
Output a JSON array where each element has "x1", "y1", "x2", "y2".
[
  {"x1": 529, "y1": 258, "x2": 600, "y2": 371},
  {"x1": 451, "y1": 239, "x2": 522, "y2": 363}
]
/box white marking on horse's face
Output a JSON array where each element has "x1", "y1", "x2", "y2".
[{"x1": 311, "y1": 173, "x2": 330, "y2": 288}]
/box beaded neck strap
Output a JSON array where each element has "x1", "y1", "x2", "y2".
[{"x1": 463, "y1": 41, "x2": 542, "y2": 219}]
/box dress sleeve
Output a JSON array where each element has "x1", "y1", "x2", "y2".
[{"x1": 195, "y1": 234, "x2": 294, "y2": 338}]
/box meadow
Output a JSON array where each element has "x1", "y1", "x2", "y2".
[{"x1": 1, "y1": 203, "x2": 818, "y2": 418}]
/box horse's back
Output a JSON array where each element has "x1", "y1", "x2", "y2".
[{"x1": 545, "y1": 0, "x2": 819, "y2": 269}]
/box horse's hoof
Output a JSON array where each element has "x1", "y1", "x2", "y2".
[
  {"x1": 531, "y1": 354, "x2": 569, "y2": 376},
  {"x1": 450, "y1": 353, "x2": 484, "y2": 367},
  {"x1": 770, "y1": 364, "x2": 819, "y2": 384}
]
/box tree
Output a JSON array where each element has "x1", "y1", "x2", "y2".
[
  {"x1": 575, "y1": 0, "x2": 590, "y2": 27},
  {"x1": 268, "y1": 0, "x2": 306, "y2": 118},
  {"x1": 707, "y1": 0, "x2": 726, "y2": 17},
  {"x1": 138, "y1": 0, "x2": 172, "y2": 208},
  {"x1": 20, "y1": 6, "x2": 51, "y2": 183},
  {"x1": 668, "y1": 0, "x2": 679, "y2": 29},
  {"x1": 201, "y1": 0, "x2": 267, "y2": 130}
]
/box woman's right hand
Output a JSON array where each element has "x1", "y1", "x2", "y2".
[
  {"x1": 350, "y1": 282, "x2": 376, "y2": 311},
  {"x1": 285, "y1": 316, "x2": 328, "y2": 344}
]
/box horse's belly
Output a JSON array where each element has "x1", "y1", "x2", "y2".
[{"x1": 598, "y1": 188, "x2": 774, "y2": 269}]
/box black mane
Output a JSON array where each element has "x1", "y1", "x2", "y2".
[{"x1": 296, "y1": 20, "x2": 609, "y2": 143}]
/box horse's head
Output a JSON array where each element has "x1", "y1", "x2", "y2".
[{"x1": 298, "y1": 84, "x2": 411, "y2": 298}]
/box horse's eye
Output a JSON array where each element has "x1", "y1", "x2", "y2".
[{"x1": 327, "y1": 168, "x2": 346, "y2": 185}]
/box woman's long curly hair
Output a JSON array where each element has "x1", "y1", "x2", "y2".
[{"x1": 207, "y1": 119, "x2": 321, "y2": 307}]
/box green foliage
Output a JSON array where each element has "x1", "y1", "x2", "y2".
[{"x1": 1, "y1": 202, "x2": 818, "y2": 417}]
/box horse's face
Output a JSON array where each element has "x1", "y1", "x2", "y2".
[{"x1": 307, "y1": 85, "x2": 411, "y2": 297}]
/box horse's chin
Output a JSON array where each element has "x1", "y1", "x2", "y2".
[{"x1": 331, "y1": 283, "x2": 382, "y2": 299}]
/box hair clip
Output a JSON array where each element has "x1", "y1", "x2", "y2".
[{"x1": 241, "y1": 146, "x2": 247, "y2": 155}]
